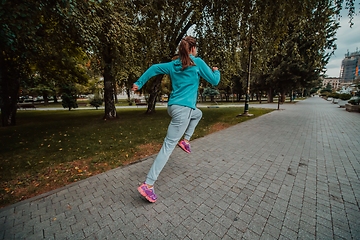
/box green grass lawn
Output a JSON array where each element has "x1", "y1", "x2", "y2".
[
  {"x1": 0, "y1": 107, "x2": 274, "y2": 207},
  {"x1": 34, "y1": 99, "x2": 167, "y2": 108}
]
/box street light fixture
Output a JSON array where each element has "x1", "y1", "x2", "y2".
[{"x1": 238, "y1": 28, "x2": 254, "y2": 117}]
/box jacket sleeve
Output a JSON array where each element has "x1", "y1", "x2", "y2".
[
  {"x1": 134, "y1": 62, "x2": 172, "y2": 89},
  {"x1": 196, "y1": 58, "x2": 220, "y2": 86}
]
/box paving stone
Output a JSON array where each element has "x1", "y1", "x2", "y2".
[
  {"x1": 280, "y1": 226, "x2": 298, "y2": 239},
  {"x1": 203, "y1": 230, "x2": 221, "y2": 240},
  {"x1": 187, "y1": 227, "x2": 204, "y2": 240},
  {"x1": 211, "y1": 222, "x2": 228, "y2": 238},
  {"x1": 242, "y1": 228, "x2": 261, "y2": 240}
]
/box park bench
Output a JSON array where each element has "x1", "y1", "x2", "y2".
[{"x1": 18, "y1": 103, "x2": 36, "y2": 109}]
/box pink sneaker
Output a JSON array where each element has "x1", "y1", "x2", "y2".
[
  {"x1": 178, "y1": 139, "x2": 191, "y2": 153},
  {"x1": 137, "y1": 183, "x2": 157, "y2": 203}
]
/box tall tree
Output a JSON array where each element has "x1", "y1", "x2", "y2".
[
  {"x1": 0, "y1": 0, "x2": 46, "y2": 126},
  {"x1": 0, "y1": 0, "x2": 87, "y2": 126},
  {"x1": 258, "y1": 1, "x2": 339, "y2": 102},
  {"x1": 70, "y1": 0, "x2": 136, "y2": 120}
]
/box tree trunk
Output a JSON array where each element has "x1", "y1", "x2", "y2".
[
  {"x1": 44, "y1": 92, "x2": 49, "y2": 106},
  {"x1": 126, "y1": 88, "x2": 131, "y2": 102},
  {"x1": 114, "y1": 83, "x2": 118, "y2": 104},
  {"x1": 267, "y1": 87, "x2": 273, "y2": 103},
  {"x1": 1, "y1": 79, "x2": 19, "y2": 126},
  {"x1": 0, "y1": 54, "x2": 19, "y2": 127},
  {"x1": 280, "y1": 90, "x2": 286, "y2": 103},
  {"x1": 278, "y1": 97, "x2": 280, "y2": 110},
  {"x1": 259, "y1": 91, "x2": 262, "y2": 104},
  {"x1": 146, "y1": 75, "x2": 163, "y2": 114},
  {"x1": 103, "y1": 62, "x2": 117, "y2": 119},
  {"x1": 199, "y1": 89, "x2": 204, "y2": 102}
]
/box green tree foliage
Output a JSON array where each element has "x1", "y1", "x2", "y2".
[
  {"x1": 0, "y1": 0, "x2": 88, "y2": 126},
  {"x1": 89, "y1": 94, "x2": 103, "y2": 110},
  {"x1": 196, "y1": 0, "x2": 354, "y2": 103},
  {"x1": 0, "y1": 0, "x2": 45, "y2": 126},
  {"x1": 1, "y1": 0, "x2": 358, "y2": 126},
  {"x1": 68, "y1": 0, "x2": 136, "y2": 119},
  {"x1": 339, "y1": 93, "x2": 352, "y2": 100},
  {"x1": 265, "y1": 1, "x2": 339, "y2": 102},
  {"x1": 61, "y1": 83, "x2": 78, "y2": 110},
  {"x1": 202, "y1": 86, "x2": 220, "y2": 103}
]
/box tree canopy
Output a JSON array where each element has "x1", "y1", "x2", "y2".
[{"x1": 1, "y1": 0, "x2": 358, "y2": 126}]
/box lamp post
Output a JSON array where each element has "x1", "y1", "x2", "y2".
[{"x1": 238, "y1": 29, "x2": 254, "y2": 117}]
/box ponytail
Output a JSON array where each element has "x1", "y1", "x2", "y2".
[{"x1": 179, "y1": 36, "x2": 197, "y2": 71}]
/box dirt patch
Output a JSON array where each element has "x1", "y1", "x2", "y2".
[
  {"x1": 0, "y1": 158, "x2": 112, "y2": 208},
  {"x1": 208, "y1": 122, "x2": 231, "y2": 134},
  {"x1": 123, "y1": 142, "x2": 163, "y2": 165}
]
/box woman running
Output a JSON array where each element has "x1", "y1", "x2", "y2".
[{"x1": 132, "y1": 36, "x2": 220, "y2": 202}]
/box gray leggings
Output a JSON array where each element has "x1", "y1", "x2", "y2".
[{"x1": 145, "y1": 105, "x2": 202, "y2": 185}]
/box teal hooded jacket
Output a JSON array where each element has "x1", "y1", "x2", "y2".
[{"x1": 134, "y1": 55, "x2": 220, "y2": 109}]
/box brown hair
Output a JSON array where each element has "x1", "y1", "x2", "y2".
[{"x1": 179, "y1": 36, "x2": 197, "y2": 71}]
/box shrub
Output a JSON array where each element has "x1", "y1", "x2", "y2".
[
  {"x1": 61, "y1": 83, "x2": 78, "y2": 110},
  {"x1": 320, "y1": 92, "x2": 330, "y2": 97},
  {"x1": 339, "y1": 93, "x2": 352, "y2": 101},
  {"x1": 203, "y1": 86, "x2": 220, "y2": 103},
  {"x1": 89, "y1": 98, "x2": 103, "y2": 109},
  {"x1": 348, "y1": 99, "x2": 359, "y2": 105},
  {"x1": 329, "y1": 92, "x2": 339, "y2": 99}
]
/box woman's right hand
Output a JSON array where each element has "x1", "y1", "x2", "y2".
[
  {"x1": 212, "y1": 67, "x2": 218, "y2": 71},
  {"x1": 131, "y1": 84, "x2": 139, "y2": 91}
]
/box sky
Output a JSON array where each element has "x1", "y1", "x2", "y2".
[{"x1": 325, "y1": 4, "x2": 360, "y2": 77}]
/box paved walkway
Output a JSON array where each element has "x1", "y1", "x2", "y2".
[{"x1": 1, "y1": 97, "x2": 359, "y2": 240}]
